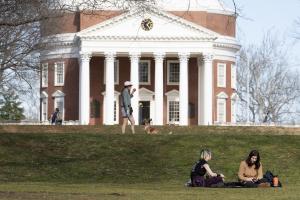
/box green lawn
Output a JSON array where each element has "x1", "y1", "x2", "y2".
[{"x1": 0, "y1": 125, "x2": 299, "y2": 199}]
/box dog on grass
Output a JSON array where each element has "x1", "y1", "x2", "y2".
[{"x1": 143, "y1": 118, "x2": 159, "y2": 134}]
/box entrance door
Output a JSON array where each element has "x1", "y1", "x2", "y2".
[{"x1": 139, "y1": 101, "x2": 150, "y2": 125}]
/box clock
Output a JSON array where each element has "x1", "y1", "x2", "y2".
[{"x1": 141, "y1": 18, "x2": 153, "y2": 31}]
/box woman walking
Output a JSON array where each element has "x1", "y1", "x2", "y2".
[{"x1": 120, "y1": 81, "x2": 136, "y2": 134}]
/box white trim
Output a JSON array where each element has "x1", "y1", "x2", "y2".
[
  {"x1": 217, "y1": 63, "x2": 226, "y2": 88},
  {"x1": 167, "y1": 60, "x2": 180, "y2": 85},
  {"x1": 231, "y1": 63, "x2": 236, "y2": 89},
  {"x1": 216, "y1": 91, "x2": 229, "y2": 99},
  {"x1": 139, "y1": 60, "x2": 151, "y2": 85},
  {"x1": 41, "y1": 63, "x2": 48, "y2": 88},
  {"x1": 54, "y1": 62, "x2": 65, "y2": 86},
  {"x1": 52, "y1": 90, "x2": 66, "y2": 97},
  {"x1": 104, "y1": 59, "x2": 119, "y2": 85}
]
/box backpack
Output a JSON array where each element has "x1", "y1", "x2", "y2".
[{"x1": 263, "y1": 170, "x2": 282, "y2": 187}]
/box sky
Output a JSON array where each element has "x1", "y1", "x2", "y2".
[{"x1": 223, "y1": 0, "x2": 300, "y2": 70}]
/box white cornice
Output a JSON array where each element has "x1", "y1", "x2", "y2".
[
  {"x1": 80, "y1": 35, "x2": 216, "y2": 42},
  {"x1": 214, "y1": 36, "x2": 241, "y2": 51}
]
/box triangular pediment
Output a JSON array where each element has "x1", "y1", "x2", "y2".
[
  {"x1": 217, "y1": 92, "x2": 228, "y2": 99},
  {"x1": 52, "y1": 90, "x2": 65, "y2": 97},
  {"x1": 165, "y1": 89, "x2": 179, "y2": 96},
  {"x1": 139, "y1": 87, "x2": 154, "y2": 96},
  {"x1": 78, "y1": 9, "x2": 219, "y2": 41}
]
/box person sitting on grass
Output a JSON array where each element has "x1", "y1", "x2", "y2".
[
  {"x1": 190, "y1": 149, "x2": 225, "y2": 187},
  {"x1": 238, "y1": 150, "x2": 270, "y2": 187}
]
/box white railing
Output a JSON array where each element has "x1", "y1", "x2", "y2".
[
  {"x1": 0, "y1": 120, "x2": 80, "y2": 125},
  {"x1": 213, "y1": 121, "x2": 300, "y2": 128}
]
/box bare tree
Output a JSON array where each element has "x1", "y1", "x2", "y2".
[
  {"x1": 0, "y1": 0, "x2": 158, "y2": 119},
  {"x1": 237, "y1": 32, "x2": 300, "y2": 123}
]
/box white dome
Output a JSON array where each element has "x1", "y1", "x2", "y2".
[
  {"x1": 60, "y1": 0, "x2": 233, "y2": 14},
  {"x1": 157, "y1": 0, "x2": 233, "y2": 13}
]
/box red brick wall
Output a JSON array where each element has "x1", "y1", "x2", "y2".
[
  {"x1": 41, "y1": 11, "x2": 236, "y2": 37},
  {"x1": 40, "y1": 58, "x2": 79, "y2": 121},
  {"x1": 170, "y1": 11, "x2": 236, "y2": 37},
  {"x1": 212, "y1": 60, "x2": 236, "y2": 123}
]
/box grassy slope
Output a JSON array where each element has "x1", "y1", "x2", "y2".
[{"x1": 0, "y1": 126, "x2": 299, "y2": 199}]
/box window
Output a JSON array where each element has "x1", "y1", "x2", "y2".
[
  {"x1": 54, "y1": 97, "x2": 64, "y2": 120},
  {"x1": 217, "y1": 99, "x2": 226, "y2": 123},
  {"x1": 167, "y1": 60, "x2": 180, "y2": 85},
  {"x1": 217, "y1": 63, "x2": 226, "y2": 88},
  {"x1": 231, "y1": 64, "x2": 236, "y2": 89},
  {"x1": 139, "y1": 60, "x2": 151, "y2": 84},
  {"x1": 54, "y1": 62, "x2": 64, "y2": 86},
  {"x1": 41, "y1": 63, "x2": 48, "y2": 87},
  {"x1": 41, "y1": 98, "x2": 48, "y2": 121},
  {"x1": 168, "y1": 101, "x2": 180, "y2": 123},
  {"x1": 104, "y1": 59, "x2": 119, "y2": 84},
  {"x1": 114, "y1": 101, "x2": 117, "y2": 122}
]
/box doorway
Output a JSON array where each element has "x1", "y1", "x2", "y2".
[{"x1": 139, "y1": 101, "x2": 150, "y2": 125}]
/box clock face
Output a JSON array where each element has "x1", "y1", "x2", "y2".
[{"x1": 141, "y1": 18, "x2": 153, "y2": 31}]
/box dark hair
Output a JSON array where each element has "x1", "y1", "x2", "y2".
[{"x1": 245, "y1": 150, "x2": 261, "y2": 169}]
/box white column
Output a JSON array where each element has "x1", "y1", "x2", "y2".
[
  {"x1": 179, "y1": 52, "x2": 190, "y2": 126},
  {"x1": 154, "y1": 52, "x2": 165, "y2": 125},
  {"x1": 203, "y1": 53, "x2": 214, "y2": 125},
  {"x1": 79, "y1": 52, "x2": 92, "y2": 125},
  {"x1": 104, "y1": 52, "x2": 116, "y2": 125},
  {"x1": 129, "y1": 52, "x2": 141, "y2": 124}
]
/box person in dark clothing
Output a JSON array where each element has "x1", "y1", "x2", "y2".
[
  {"x1": 51, "y1": 108, "x2": 62, "y2": 125},
  {"x1": 190, "y1": 149, "x2": 225, "y2": 187}
]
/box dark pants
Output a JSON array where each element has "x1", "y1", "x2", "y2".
[
  {"x1": 192, "y1": 176, "x2": 223, "y2": 187},
  {"x1": 240, "y1": 178, "x2": 268, "y2": 188}
]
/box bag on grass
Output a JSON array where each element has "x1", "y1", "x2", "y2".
[{"x1": 263, "y1": 170, "x2": 282, "y2": 187}]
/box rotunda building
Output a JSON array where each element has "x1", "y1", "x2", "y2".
[{"x1": 40, "y1": 0, "x2": 240, "y2": 125}]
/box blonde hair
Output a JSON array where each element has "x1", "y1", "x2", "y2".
[{"x1": 200, "y1": 149, "x2": 212, "y2": 160}]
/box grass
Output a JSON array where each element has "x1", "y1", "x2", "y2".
[{"x1": 0, "y1": 125, "x2": 299, "y2": 199}]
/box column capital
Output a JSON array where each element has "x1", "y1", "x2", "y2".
[
  {"x1": 104, "y1": 51, "x2": 116, "y2": 62},
  {"x1": 79, "y1": 52, "x2": 92, "y2": 62},
  {"x1": 203, "y1": 53, "x2": 214, "y2": 62},
  {"x1": 178, "y1": 52, "x2": 190, "y2": 62},
  {"x1": 129, "y1": 52, "x2": 141, "y2": 61},
  {"x1": 154, "y1": 52, "x2": 166, "y2": 61}
]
